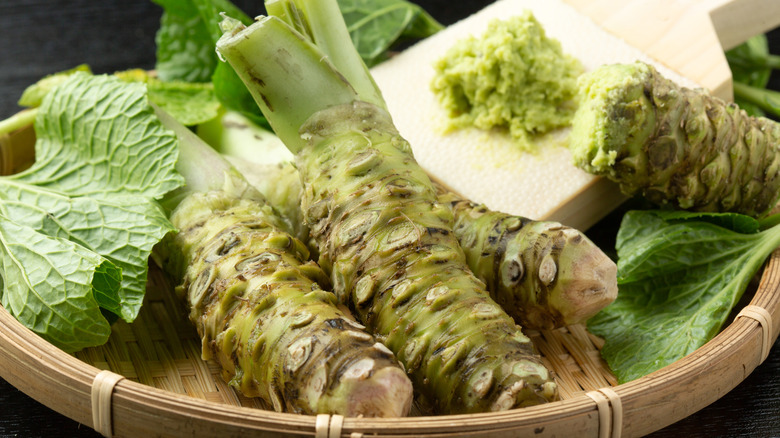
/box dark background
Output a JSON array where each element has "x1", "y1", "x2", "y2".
[{"x1": 0, "y1": 1, "x2": 778, "y2": 437}]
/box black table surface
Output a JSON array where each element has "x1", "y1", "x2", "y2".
[{"x1": 1, "y1": 1, "x2": 779, "y2": 437}]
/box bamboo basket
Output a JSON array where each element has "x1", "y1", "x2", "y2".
[{"x1": 0, "y1": 122, "x2": 778, "y2": 438}]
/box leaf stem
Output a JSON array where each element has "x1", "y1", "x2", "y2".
[
  {"x1": 0, "y1": 108, "x2": 38, "y2": 138},
  {"x1": 153, "y1": 104, "x2": 235, "y2": 196},
  {"x1": 758, "y1": 212, "x2": 780, "y2": 230},
  {"x1": 733, "y1": 81, "x2": 780, "y2": 117}
]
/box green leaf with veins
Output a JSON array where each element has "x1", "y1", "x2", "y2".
[
  {"x1": 588, "y1": 210, "x2": 780, "y2": 383},
  {"x1": 1, "y1": 188, "x2": 176, "y2": 320},
  {"x1": 0, "y1": 218, "x2": 122, "y2": 352},
  {"x1": 338, "y1": 0, "x2": 444, "y2": 67},
  {"x1": 115, "y1": 69, "x2": 222, "y2": 126},
  {"x1": 0, "y1": 73, "x2": 183, "y2": 351},
  {"x1": 12, "y1": 74, "x2": 182, "y2": 199},
  {"x1": 147, "y1": 80, "x2": 222, "y2": 126},
  {"x1": 155, "y1": 11, "x2": 217, "y2": 83},
  {"x1": 153, "y1": 0, "x2": 259, "y2": 124}
]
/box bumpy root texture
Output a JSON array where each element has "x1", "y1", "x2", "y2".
[
  {"x1": 296, "y1": 101, "x2": 559, "y2": 414},
  {"x1": 229, "y1": 160, "x2": 616, "y2": 330},
  {"x1": 167, "y1": 189, "x2": 413, "y2": 417},
  {"x1": 571, "y1": 61, "x2": 780, "y2": 218},
  {"x1": 437, "y1": 188, "x2": 618, "y2": 330}
]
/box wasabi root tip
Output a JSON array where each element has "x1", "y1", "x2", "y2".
[
  {"x1": 571, "y1": 61, "x2": 780, "y2": 217},
  {"x1": 439, "y1": 188, "x2": 618, "y2": 330}
]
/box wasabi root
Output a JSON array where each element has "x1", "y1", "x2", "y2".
[
  {"x1": 228, "y1": 159, "x2": 617, "y2": 330},
  {"x1": 158, "y1": 109, "x2": 413, "y2": 417},
  {"x1": 216, "y1": 0, "x2": 558, "y2": 413},
  {"x1": 571, "y1": 61, "x2": 780, "y2": 217},
  {"x1": 300, "y1": 96, "x2": 556, "y2": 414},
  {"x1": 169, "y1": 190, "x2": 412, "y2": 416},
  {"x1": 437, "y1": 188, "x2": 618, "y2": 330}
]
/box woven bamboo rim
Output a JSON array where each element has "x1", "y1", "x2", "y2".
[{"x1": 0, "y1": 125, "x2": 778, "y2": 437}]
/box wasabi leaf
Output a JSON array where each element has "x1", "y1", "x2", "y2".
[
  {"x1": 13, "y1": 74, "x2": 182, "y2": 199},
  {"x1": 0, "y1": 187, "x2": 176, "y2": 321},
  {"x1": 338, "y1": 0, "x2": 444, "y2": 66},
  {"x1": 0, "y1": 218, "x2": 121, "y2": 352},
  {"x1": 155, "y1": 11, "x2": 217, "y2": 83},
  {"x1": 0, "y1": 73, "x2": 183, "y2": 351},
  {"x1": 588, "y1": 210, "x2": 780, "y2": 383},
  {"x1": 148, "y1": 80, "x2": 221, "y2": 126},
  {"x1": 17, "y1": 64, "x2": 92, "y2": 108},
  {"x1": 116, "y1": 69, "x2": 222, "y2": 126},
  {"x1": 646, "y1": 210, "x2": 760, "y2": 234},
  {"x1": 152, "y1": 0, "x2": 261, "y2": 126}
]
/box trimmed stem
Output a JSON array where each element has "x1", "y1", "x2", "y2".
[
  {"x1": 266, "y1": 0, "x2": 385, "y2": 110},
  {"x1": 216, "y1": 15, "x2": 361, "y2": 154},
  {"x1": 152, "y1": 104, "x2": 262, "y2": 215}
]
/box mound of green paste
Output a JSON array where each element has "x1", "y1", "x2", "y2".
[{"x1": 431, "y1": 11, "x2": 583, "y2": 151}]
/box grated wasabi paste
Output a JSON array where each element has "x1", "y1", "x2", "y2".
[{"x1": 430, "y1": 11, "x2": 583, "y2": 151}]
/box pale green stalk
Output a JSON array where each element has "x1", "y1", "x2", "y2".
[
  {"x1": 217, "y1": 15, "x2": 359, "y2": 153},
  {"x1": 264, "y1": 0, "x2": 384, "y2": 109}
]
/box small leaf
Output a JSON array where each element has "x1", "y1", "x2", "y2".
[
  {"x1": 589, "y1": 210, "x2": 780, "y2": 383},
  {"x1": 17, "y1": 64, "x2": 92, "y2": 108},
  {"x1": 0, "y1": 217, "x2": 120, "y2": 352},
  {"x1": 13, "y1": 73, "x2": 183, "y2": 200},
  {"x1": 115, "y1": 70, "x2": 222, "y2": 126},
  {"x1": 147, "y1": 80, "x2": 222, "y2": 126},
  {"x1": 338, "y1": 0, "x2": 444, "y2": 67}
]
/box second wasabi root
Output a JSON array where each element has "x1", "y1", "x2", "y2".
[
  {"x1": 167, "y1": 188, "x2": 413, "y2": 417},
  {"x1": 438, "y1": 188, "x2": 618, "y2": 330},
  {"x1": 296, "y1": 102, "x2": 559, "y2": 413},
  {"x1": 570, "y1": 61, "x2": 780, "y2": 217}
]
